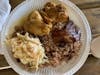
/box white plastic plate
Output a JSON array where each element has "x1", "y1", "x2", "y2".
[{"x1": 1, "y1": 0, "x2": 91, "y2": 75}]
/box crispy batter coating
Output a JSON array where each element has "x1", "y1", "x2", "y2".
[{"x1": 24, "y1": 10, "x2": 52, "y2": 36}]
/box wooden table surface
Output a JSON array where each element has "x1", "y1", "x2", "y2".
[{"x1": 0, "y1": 0, "x2": 100, "y2": 75}]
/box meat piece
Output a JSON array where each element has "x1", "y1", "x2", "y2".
[
  {"x1": 23, "y1": 10, "x2": 52, "y2": 36},
  {"x1": 40, "y1": 10, "x2": 53, "y2": 24},
  {"x1": 44, "y1": 2, "x2": 56, "y2": 8},
  {"x1": 41, "y1": 2, "x2": 69, "y2": 24},
  {"x1": 28, "y1": 10, "x2": 43, "y2": 24},
  {"x1": 55, "y1": 4, "x2": 69, "y2": 23}
]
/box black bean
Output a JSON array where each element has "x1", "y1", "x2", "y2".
[{"x1": 16, "y1": 58, "x2": 20, "y2": 62}]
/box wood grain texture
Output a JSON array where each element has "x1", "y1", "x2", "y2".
[
  {"x1": 0, "y1": 55, "x2": 9, "y2": 67},
  {"x1": 83, "y1": 7, "x2": 100, "y2": 34},
  {"x1": 75, "y1": 55, "x2": 100, "y2": 75},
  {"x1": 9, "y1": 0, "x2": 100, "y2": 9},
  {"x1": 0, "y1": 69, "x2": 17, "y2": 75},
  {"x1": 9, "y1": 0, "x2": 24, "y2": 9},
  {"x1": 71, "y1": 0, "x2": 100, "y2": 4},
  {"x1": 71, "y1": 0, "x2": 100, "y2": 9},
  {"x1": 0, "y1": 0, "x2": 100, "y2": 75}
]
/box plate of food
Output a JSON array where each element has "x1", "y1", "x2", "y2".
[{"x1": 0, "y1": 0, "x2": 91, "y2": 75}]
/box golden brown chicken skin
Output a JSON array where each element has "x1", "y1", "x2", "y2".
[
  {"x1": 24, "y1": 10, "x2": 52, "y2": 36},
  {"x1": 41, "y1": 2, "x2": 69, "y2": 24}
]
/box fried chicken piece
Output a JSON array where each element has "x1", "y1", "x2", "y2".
[
  {"x1": 24, "y1": 2, "x2": 69, "y2": 36},
  {"x1": 41, "y1": 2, "x2": 69, "y2": 24},
  {"x1": 23, "y1": 10, "x2": 52, "y2": 36},
  {"x1": 29, "y1": 10, "x2": 43, "y2": 24},
  {"x1": 44, "y1": 2, "x2": 56, "y2": 8},
  {"x1": 40, "y1": 10, "x2": 53, "y2": 24}
]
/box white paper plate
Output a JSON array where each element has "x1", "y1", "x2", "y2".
[{"x1": 1, "y1": 0, "x2": 91, "y2": 75}]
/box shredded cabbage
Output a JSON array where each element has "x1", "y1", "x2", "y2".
[{"x1": 6, "y1": 32, "x2": 48, "y2": 70}]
